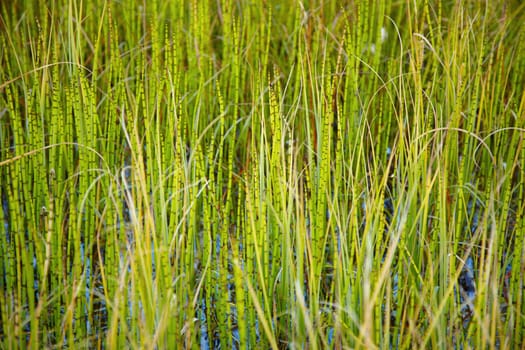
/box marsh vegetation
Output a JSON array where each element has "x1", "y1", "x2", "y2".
[{"x1": 1, "y1": 0, "x2": 524, "y2": 348}]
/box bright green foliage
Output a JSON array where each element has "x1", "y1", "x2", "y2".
[{"x1": 1, "y1": 0, "x2": 524, "y2": 348}]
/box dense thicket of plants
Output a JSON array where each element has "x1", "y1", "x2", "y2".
[{"x1": 1, "y1": 0, "x2": 524, "y2": 348}]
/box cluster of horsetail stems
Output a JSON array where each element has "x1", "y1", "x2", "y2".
[{"x1": 1, "y1": 0, "x2": 524, "y2": 348}]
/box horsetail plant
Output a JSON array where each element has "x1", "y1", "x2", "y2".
[{"x1": 1, "y1": 0, "x2": 524, "y2": 349}]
